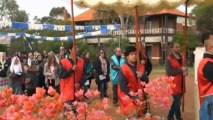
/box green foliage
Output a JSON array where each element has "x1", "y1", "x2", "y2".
[
  {"x1": 37, "y1": 41, "x2": 62, "y2": 53},
  {"x1": 76, "y1": 41, "x2": 97, "y2": 59},
  {"x1": 37, "y1": 7, "x2": 70, "y2": 24},
  {"x1": 0, "y1": 44, "x2": 7, "y2": 52},
  {"x1": 49, "y1": 7, "x2": 70, "y2": 18},
  {"x1": 8, "y1": 38, "x2": 25, "y2": 54},
  {"x1": 192, "y1": 5, "x2": 213, "y2": 32},
  {"x1": 11, "y1": 10, "x2": 28, "y2": 22},
  {"x1": 0, "y1": 0, "x2": 28, "y2": 22},
  {"x1": 173, "y1": 31, "x2": 199, "y2": 50},
  {"x1": 104, "y1": 38, "x2": 129, "y2": 58}
]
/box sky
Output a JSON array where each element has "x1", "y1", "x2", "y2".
[{"x1": 16, "y1": 0, "x2": 194, "y2": 22}]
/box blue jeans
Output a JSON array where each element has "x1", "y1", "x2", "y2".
[
  {"x1": 168, "y1": 94, "x2": 182, "y2": 120},
  {"x1": 200, "y1": 95, "x2": 213, "y2": 120},
  {"x1": 98, "y1": 80, "x2": 108, "y2": 98}
]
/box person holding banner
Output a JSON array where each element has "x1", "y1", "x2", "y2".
[
  {"x1": 198, "y1": 32, "x2": 213, "y2": 120},
  {"x1": 166, "y1": 42, "x2": 188, "y2": 120},
  {"x1": 59, "y1": 43, "x2": 86, "y2": 106},
  {"x1": 0, "y1": 52, "x2": 10, "y2": 92},
  {"x1": 117, "y1": 46, "x2": 148, "y2": 116},
  {"x1": 110, "y1": 47, "x2": 125, "y2": 106}
]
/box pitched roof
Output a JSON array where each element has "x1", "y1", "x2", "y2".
[
  {"x1": 74, "y1": 9, "x2": 95, "y2": 21},
  {"x1": 74, "y1": 9, "x2": 188, "y2": 22},
  {"x1": 144, "y1": 9, "x2": 186, "y2": 17}
]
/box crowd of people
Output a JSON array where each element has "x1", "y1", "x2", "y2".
[{"x1": 1, "y1": 32, "x2": 212, "y2": 120}]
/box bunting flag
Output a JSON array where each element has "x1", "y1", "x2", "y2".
[
  {"x1": 0, "y1": 21, "x2": 120, "y2": 31},
  {"x1": 0, "y1": 27, "x2": 117, "y2": 41},
  {"x1": 23, "y1": 35, "x2": 33, "y2": 50}
]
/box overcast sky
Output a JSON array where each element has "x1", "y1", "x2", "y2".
[{"x1": 16, "y1": 0, "x2": 194, "y2": 22}]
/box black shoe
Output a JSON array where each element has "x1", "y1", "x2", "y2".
[
  {"x1": 167, "y1": 116, "x2": 175, "y2": 120},
  {"x1": 113, "y1": 103, "x2": 119, "y2": 107},
  {"x1": 104, "y1": 95, "x2": 109, "y2": 98}
]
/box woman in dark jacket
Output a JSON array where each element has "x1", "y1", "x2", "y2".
[
  {"x1": 81, "y1": 51, "x2": 94, "y2": 94},
  {"x1": 93, "y1": 49, "x2": 110, "y2": 99},
  {"x1": 36, "y1": 54, "x2": 45, "y2": 88}
]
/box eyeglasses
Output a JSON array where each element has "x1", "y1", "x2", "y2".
[{"x1": 100, "y1": 52, "x2": 104, "y2": 54}]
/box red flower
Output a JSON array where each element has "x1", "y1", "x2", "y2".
[
  {"x1": 48, "y1": 86, "x2": 56, "y2": 96},
  {"x1": 92, "y1": 90, "x2": 100, "y2": 97},
  {"x1": 85, "y1": 89, "x2": 92, "y2": 98},
  {"x1": 75, "y1": 89, "x2": 84, "y2": 99},
  {"x1": 22, "y1": 101, "x2": 34, "y2": 113}
]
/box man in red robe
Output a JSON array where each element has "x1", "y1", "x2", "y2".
[
  {"x1": 117, "y1": 46, "x2": 148, "y2": 117},
  {"x1": 166, "y1": 42, "x2": 188, "y2": 120},
  {"x1": 197, "y1": 32, "x2": 213, "y2": 120},
  {"x1": 59, "y1": 44, "x2": 86, "y2": 106}
]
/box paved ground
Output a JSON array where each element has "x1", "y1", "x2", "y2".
[{"x1": 90, "y1": 66, "x2": 196, "y2": 120}]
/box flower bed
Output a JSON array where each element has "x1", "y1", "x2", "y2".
[{"x1": 0, "y1": 77, "x2": 174, "y2": 120}]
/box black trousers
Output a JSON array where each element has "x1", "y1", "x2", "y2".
[
  {"x1": 25, "y1": 88, "x2": 35, "y2": 96},
  {"x1": 112, "y1": 84, "x2": 118, "y2": 104},
  {"x1": 48, "y1": 79, "x2": 55, "y2": 88},
  {"x1": 168, "y1": 94, "x2": 182, "y2": 120}
]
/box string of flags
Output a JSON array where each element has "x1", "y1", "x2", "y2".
[
  {"x1": 0, "y1": 28, "x2": 117, "y2": 41},
  {"x1": 0, "y1": 21, "x2": 120, "y2": 31}
]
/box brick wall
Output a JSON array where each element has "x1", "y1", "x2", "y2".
[{"x1": 151, "y1": 43, "x2": 161, "y2": 66}]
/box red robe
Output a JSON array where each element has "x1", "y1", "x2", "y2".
[
  {"x1": 118, "y1": 63, "x2": 145, "y2": 116},
  {"x1": 198, "y1": 57, "x2": 213, "y2": 105},
  {"x1": 167, "y1": 56, "x2": 184, "y2": 94},
  {"x1": 60, "y1": 58, "x2": 84, "y2": 102}
]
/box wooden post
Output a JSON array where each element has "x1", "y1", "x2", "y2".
[
  {"x1": 134, "y1": 7, "x2": 141, "y2": 75},
  {"x1": 182, "y1": 0, "x2": 188, "y2": 112},
  {"x1": 70, "y1": 0, "x2": 77, "y2": 85}
]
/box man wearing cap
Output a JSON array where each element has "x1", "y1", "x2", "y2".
[{"x1": 198, "y1": 32, "x2": 213, "y2": 120}]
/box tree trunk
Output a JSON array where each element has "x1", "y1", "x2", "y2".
[{"x1": 119, "y1": 14, "x2": 126, "y2": 39}]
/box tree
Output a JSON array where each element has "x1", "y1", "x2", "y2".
[
  {"x1": 104, "y1": 38, "x2": 129, "y2": 58},
  {"x1": 93, "y1": 9, "x2": 130, "y2": 39},
  {"x1": 0, "y1": 0, "x2": 28, "y2": 22},
  {"x1": 33, "y1": 16, "x2": 41, "y2": 24},
  {"x1": 192, "y1": 5, "x2": 213, "y2": 32},
  {"x1": 49, "y1": 7, "x2": 70, "y2": 19},
  {"x1": 11, "y1": 10, "x2": 28, "y2": 22},
  {"x1": 36, "y1": 7, "x2": 70, "y2": 24},
  {"x1": 173, "y1": 31, "x2": 199, "y2": 50}
]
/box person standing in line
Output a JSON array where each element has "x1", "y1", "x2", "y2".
[
  {"x1": 44, "y1": 52, "x2": 60, "y2": 91},
  {"x1": 8, "y1": 56, "x2": 24, "y2": 95},
  {"x1": 197, "y1": 32, "x2": 213, "y2": 120},
  {"x1": 25, "y1": 52, "x2": 39, "y2": 95},
  {"x1": 93, "y1": 49, "x2": 110, "y2": 99},
  {"x1": 117, "y1": 46, "x2": 147, "y2": 117},
  {"x1": 0, "y1": 52, "x2": 10, "y2": 91},
  {"x1": 110, "y1": 47, "x2": 125, "y2": 106},
  {"x1": 59, "y1": 43, "x2": 86, "y2": 106},
  {"x1": 37, "y1": 54, "x2": 45, "y2": 88},
  {"x1": 81, "y1": 51, "x2": 94, "y2": 94},
  {"x1": 166, "y1": 42, "x2": 188, "y2": 120}
]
